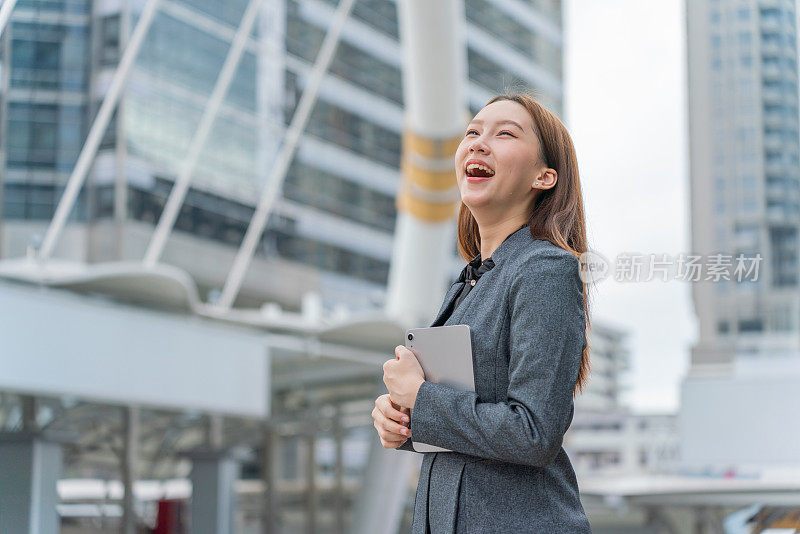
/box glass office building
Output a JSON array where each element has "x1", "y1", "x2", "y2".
[
  {"x1": 686, "y1": 0, "x2": 800, "y2": 364},
  {"x1": 0, "y1": 0, "x2": 565, "y2": 311}
]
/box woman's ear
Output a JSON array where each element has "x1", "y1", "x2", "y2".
[{"x1": 533, "y1": 169, "x2": 557, "y2": 190}]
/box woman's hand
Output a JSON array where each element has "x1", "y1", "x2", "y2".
[
  {"x1": 372, "y1": 393, "x2": 412, "y2": 449},
  {"x1": 383, "y1": 345, "x2": 425, "y2": 410}
]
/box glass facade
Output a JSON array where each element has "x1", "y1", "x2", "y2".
[
  {"x1": 694, "y1": 0, "x2": 800, "y2": 347},
  {"x1": 6, "y1": 102, "x2": 86, "y2": 172},
  {"x1": 759, "y1": 4, "x2": 800, "y2": 231},
  {"x1": 759, "y1": 2, "x2": 800, "y2": 292},
  {"x1": 286, "y1": 2, "x2": 402, "y2": 105},
  {"x1": 10, "y1": 22, "x2": 89, "y2": 91},
  {"x1": 317, "y1": 0, "x2": 399, "y2": 39},
  {"x1": 1, "y1": 0, "x2": 565, "y2": 291},
  {"x1": 2, "y1": 0, "x2": 91, "y2": 221},
  {"x1": 15, "y1": 0, "x2": 89, "y2": 14},
  {"x1": 466, "y1": 0, "x2": 562, "y2": 78},
  {"x1": 283, "y1": 160, "x2": 396, "y2": 233}
]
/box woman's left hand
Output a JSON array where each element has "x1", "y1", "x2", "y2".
[{"x1": 383, "y1": 345, "x2": 426, "y2": 410}]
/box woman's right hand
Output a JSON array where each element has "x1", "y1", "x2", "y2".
[{"x1": 372, "y1": 393, "x2": 412, "y2": 449}]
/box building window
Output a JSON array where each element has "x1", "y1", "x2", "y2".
[
  {"x1": 468, "y1": 47, "x2": 534, "y2": 96},
  {"x1": 738, "y1": 31, "x2": 752, "y2": 47},
  {"x1": 769, "y1": 306, "x2": 794, "y2": 332},
  {"x1": 770, "y1": 226, "x2": 799, "y2": 287},
  {"x1": 283, "y1": 160, "x2": 396, "y2": 232},
  {"x1": 738, "y1": 318, "x2": 763, "y2": 333}
]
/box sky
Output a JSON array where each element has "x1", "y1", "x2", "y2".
[{"x1": 563, "y1": 0, "x2": 693, "y2": 413}]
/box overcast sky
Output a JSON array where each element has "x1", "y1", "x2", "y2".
[{"x1": 563, "y1": 0, "x2": 692, "y2": 413}]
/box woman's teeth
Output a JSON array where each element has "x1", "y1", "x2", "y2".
[{"x1": 466, "y1": 163, "x2": 495, "y2": 177}]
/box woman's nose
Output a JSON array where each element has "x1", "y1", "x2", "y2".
[{"x1": 469, "y1": 139, "x2": 489, "y2": 154}]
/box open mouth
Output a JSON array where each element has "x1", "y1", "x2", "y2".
[{"x1": 465, "y1": 163, "x2": 495, "y2": 178}]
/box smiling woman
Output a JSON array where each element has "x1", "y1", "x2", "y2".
[{"x1": 373, "y1": 91, "x2": 593, "y2": 534}]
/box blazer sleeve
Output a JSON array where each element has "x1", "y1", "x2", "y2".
[{"x1": 404, "y1": 249, "x2": 586, "y2": 466}]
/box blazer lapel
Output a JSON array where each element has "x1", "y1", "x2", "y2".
[{"x1": 429, "y1": 281, "x2": 463, "y2": 327}]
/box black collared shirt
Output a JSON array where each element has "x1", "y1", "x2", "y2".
[{"x1": 447, "y1": 223, "x2": 529, "y2": 317}]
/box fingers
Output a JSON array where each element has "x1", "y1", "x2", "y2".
[
  {"x1": 374, "y1": 418, "x2": 408, "y2": 449},
  {"x1": 390, "y1": 397, "x2": 410, "y2": 415},
  {"x1": 380, "y1": 436, "x2": 407, "y2": 449},
  {"x1": 379, "y1": 395, "x2": 411, "y2": 424},
  {"x1": 372, "y1": 405, "x2": 411, "y2": 439},
  {"x1": 371, "y1": 395, "x2": 412, "y2": 450},
  {"x1": 371, "y1": 394, "x2": 414, "y2": 450}
]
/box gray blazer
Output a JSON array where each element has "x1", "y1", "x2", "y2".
[{"x1": 396, "y1": 225, "x2": 592, "y2": 533}]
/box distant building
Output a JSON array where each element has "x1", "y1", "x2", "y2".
[
  {"x1": 574, "y1": 321, "x2": 631, "y2": 413},
  {"x1": 680, "y1": 0, "x2": 800, "y2": 472},
  {"x1": 686, "y1": 0, "x2": 800, "y2": 366},
  {"x1": 568, "y1": 410, "x2": 679, "y2": 475},
  {"x1": 565, "y1": 321, "x2": 679, "y2": 475}
]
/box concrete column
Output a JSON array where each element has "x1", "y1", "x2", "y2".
[
  {"x1": 304, "y1": 425, "x2": 316, "y2": 534},
  {"x1": 0, "y1": 432, "x2": 64, "y2": 534},
  {"x1": 334, "y1": 405, "x2": 345, "y2": 534},
  {"x1": 261, "y1": 422, "x2": 281, "y2": 534},
  {"x1": 188, "y1": 449, "x2": 248, "y2": 534},
  {"x1": 351, "y1": 438, "x2": 416, "y2": 534},
  {"x1": 121, "y1": 406, "x2": 140, "y2": 534}
]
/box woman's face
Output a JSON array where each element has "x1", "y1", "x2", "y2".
[{"x1": 454, "y1": 100, "x2": 546, "y2": 216}]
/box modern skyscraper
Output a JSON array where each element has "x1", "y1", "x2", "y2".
[
  {"x1": 0, "y1": 0, "x2": 566, "y2": 314},
  {"x1": 686, "y1": 0, "x2": 800, "y2": 367},
  {"x1": 680, "y1": 0, "x2": 800, "y2": 472}
]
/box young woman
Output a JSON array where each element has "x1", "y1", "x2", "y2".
[{"x1": 372, "y1": 92, "x2": 593, "y2": 533}]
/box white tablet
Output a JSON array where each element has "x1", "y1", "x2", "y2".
[{"x1": 405, "y1": 324, "x2": 475, "y2": 453}]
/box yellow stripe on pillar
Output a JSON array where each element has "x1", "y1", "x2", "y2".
[
  {"x1": 397, "y1": 128, "x2": 463, "y2": 222},
  {"x1": 395, "y1": 189, "x2": 459, "y2": 222},
  {"x1": 400, "y1": 157, "x2": 457, "y2": 192},
  {"x1": 402, "y1": 130, "x2": 463, "y2": 160}
]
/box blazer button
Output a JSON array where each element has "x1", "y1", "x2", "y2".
[{"x1": 470, "y1": 279, "x2": 476, "y2": 286}]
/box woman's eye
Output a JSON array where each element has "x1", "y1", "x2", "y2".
[{"x1": 465, "y1": 130, "x2": 514, "y2": 136}]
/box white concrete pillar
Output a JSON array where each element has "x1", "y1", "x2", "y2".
[
  {"x1": 354, "y1": 1, "x2": 469, "y2": 533},
  {"x1": 384, "y1": 0, "x2": 469, "y2": 329},
  {"x1": 188, "y1": 449, "x2": 247, "y2": 534},
  {"x1": 0, "y1": 433, "x2": 63, "y2": 534}
]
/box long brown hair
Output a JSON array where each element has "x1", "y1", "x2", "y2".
[{"x1": 456, "y1": 92, "x2": 592, "y2": 398}]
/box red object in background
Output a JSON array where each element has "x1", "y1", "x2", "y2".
[
  {"x1": 723, "y1": 467, "x2": 736, "y2": 478},
  {"x1": 153, "y1": 499, "x2": 187, "y2": 534}
]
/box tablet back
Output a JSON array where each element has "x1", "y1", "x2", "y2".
[{"x1": 405, "y1": 324, "x2": 475, "y2": 453}]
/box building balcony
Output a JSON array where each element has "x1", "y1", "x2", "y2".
[
  {"x1": 761, "y1": 42, "x2": 782, "y2": 57},
  {"x1": 761, "y1": 87, "x2": 784, "y2": 104},
  {"x1": 761, "y1": 65, "x2": 783, "y2": 81},
  {"x1": 764, "y1": 160, "x2": 787, "y2": 175},
  {"x1": 760, "y1": 18, "x2": 782, "y2": 33},
  {"x1": 763, "y1": 133, "x2": 784, "y2": 150},
  {"x1": 762, "y1": 113, "x2": 785, "y2": 129}
]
